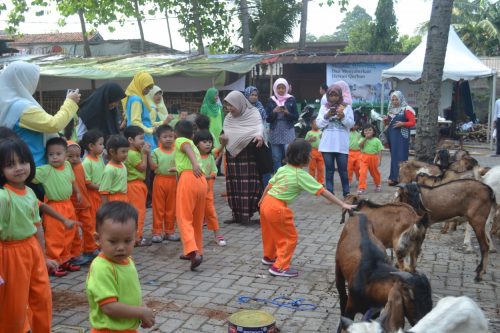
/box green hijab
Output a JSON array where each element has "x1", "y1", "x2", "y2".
[{"x1": 200, "y1": 87, "x2": 221, "y2": 118}]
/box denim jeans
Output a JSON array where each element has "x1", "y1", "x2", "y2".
[
  {"x1": 271, "y1": 144, "x2": 289, "y2": 173},
  {"x1": 322, "y1": 152, "x2": 350, "y2": 197}
]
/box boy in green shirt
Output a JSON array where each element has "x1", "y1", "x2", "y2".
[
  {"x1": 99, "y1": 135, "x2": 129, "y2": 204},
  {"x1": 348, "y1": 122, "x2": 362, "y2": 184},
  {"x1": 305, "y1": 119, "x2": 324, "y2": 184},
  {"x1": 357, "y1": 124, "x2": 384, "y2": 194}
]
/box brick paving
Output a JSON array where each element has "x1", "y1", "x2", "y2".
[{"x1": 51, "y1": 146, "x2": 500, "y2": 332}]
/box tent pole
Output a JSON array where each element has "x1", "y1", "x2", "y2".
[
  {"x1": 380, "y1": 80, "x2": 385, "y2": 115},
  {"x1": 489, "y1": 73, "x2": 497, "y2": 149},
  {"x1": 269, "y1": 63, "x2": 274, "y2": 97}
]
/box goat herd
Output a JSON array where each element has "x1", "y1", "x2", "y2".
[{"x1": 335, "y1": 149, "x2": 498, "y2": 333}]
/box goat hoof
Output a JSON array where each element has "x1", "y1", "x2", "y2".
[
  {"x1": 474, "y1": 275, "x2": 482, "y2": 282},
  {"x1": 464, "y1": 246, "x2": 474, "y2": 253}
]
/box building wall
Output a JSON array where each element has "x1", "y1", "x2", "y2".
[{"x1": 283, "y1": 64, "x2": 327, "y2": 103}]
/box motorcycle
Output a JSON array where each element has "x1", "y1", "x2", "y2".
[{"x1": 294, "y1": 103, "x2": 317, "y2": 138}]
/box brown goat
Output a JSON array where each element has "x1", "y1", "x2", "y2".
[
  {"x1": 335, "y1": 214, "x2": 432, "y2": 333},
  {"x1": 394, "y1": 180, "x2": 496, "y2": 281},
  {"x1": 342, "y1": 195, "x2": 427, "y2": 272},
  {"x1": 447, "y1": 155, "x2": 479, "y2": 172},
  {"x1": 398, "y1": 160, "x2": 441, "y2": 184},
  {"x1": 415, "y1": 169, "x2": 475, "y2": 187}
]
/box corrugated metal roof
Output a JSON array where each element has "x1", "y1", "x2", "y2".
[
  {"x1": 0, "y1": 32, "x2": 102, "y2": 44},
  {"x1": 277, "y1": 53, "x2": 408, "y2": 64}
]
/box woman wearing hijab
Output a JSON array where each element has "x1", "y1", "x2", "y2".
[
  {"x1": 75, "y1": 82, "x2": 125, "y2": 140},
  {"x1": 219, "y1": 91, "x2": 264, "y2": 224},
  {"x1": 316, "y1": 83, "x2": 354, "y2": 198},
  {"x1": 200, "y1": 87, "x2": 223, "y2": 150},
  {"x1": 123, "y1": 72, "x2": 156, "y2": 148},
  {"x1": 0, "y1": 61, "x2": 81, "y2": 166},
  {"x1": 265, "y1": 78, "x2": 299, "y2": 172},
  {"x1": 147, "y1": 85, "x2": 174, "y2": 126},
  {"x1": 385, "y1": 91, "x2": 416, "y2": 186}
]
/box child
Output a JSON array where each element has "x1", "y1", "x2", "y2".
[
  {"x1": 0, "y1": 138, "x2": 79, "y2": 332},
  {"x1": 123, "y1": 126, "x2": 152, "y2": 247},
  {"x1": 150, "y1": 125, "x2": 180, "y2": 243},
  {"x1": 305, "y1": 118, "x2": 324, "y2": 184},
  {"x1": 81, "y1": 130, "x2": 105, "y2": 219},
  {"x1": 357, "y1": 124, "x2": 384, "y2": 195},
  {"x1": 195, "y1": 114, "x2": 210, "y2": 132},
  {"x1": 33, "y1": 137, "x2": 82, "y2": 276},
  {"x1": 193, "y1": 130, "x2": 226, "y2": 246},
  {"x1": 99, "y1": 135, "x2": 129, "y2": 204},
  {"x1": 67, "y1": 141, "x2": 99, "y2": 265},
  {"x1": 179, "y1": 110, "x2": 189, "y2": 121},
  {"x1": 174, "y1": 120, "x2": 207, "y2": 270},
  {"x1": 86, "y1": 201, "x2": 155, "y2": 332},
  {"x1": 259, "y1": 139, "x2": 355, "y2": 277},
  {"x1": 348, "y1": 122, "x2": 362, "y2": 184}
]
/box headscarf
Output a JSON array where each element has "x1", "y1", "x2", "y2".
[
  {"x1": 122, "y1": 71, "x2": 154, "y2": 114},
  {"x1": 388, "y1": 90, "x2": 415, "y2": 117},
  {"x1": 0, "y1": 61, "x2": 42, "y2": 128},
  {"x1": 223, "y1": 91, "x2": 264, "y2": 157},
  {"x1": 244, "y1": 86, "x2": 266, "y2": 121},
  {"x1": 333, "y1": 80, "x2": 353, "y2": 105},
  {"x1": 271, "y1": 78, "x2": 292, "y2": 106},
  {"x1": 324, "y1": 84, "x2": 347, "y2": 110},
  {"x1": 147, "y1": 85, "x2": 168, "y2": 121},
  {"x1": 78, "y1": 83, "x2": 125, "y2": 137},
  {"x1": 200, "y1": 87, "x2": 221, "y2": 118}
]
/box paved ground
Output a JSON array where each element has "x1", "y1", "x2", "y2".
[{"x1": 51, "y1": 145, "x2": 500, "y2": 333}]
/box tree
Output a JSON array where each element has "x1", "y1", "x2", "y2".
[
  {"x1": 415, "y1": 0, "x2": 455, "y2": 163},
  {"x1": 333, "y1": 5, "x2": 372, "y2": 41},
  {"x1": 371, "y1": 0, "x2": 399, "y2": 52},
  {"x1": 344, "y1": 18, "x2": 373, "y2": 52},
  {"x1": 398, "y1": 34, "x2": 422, "y2": 53},
  {"x1": 239, "y1": 0, "x2": 251, "y2": 52},
  {"x1": 306, "y1": 33, "x2": 318, "y2": 42}
]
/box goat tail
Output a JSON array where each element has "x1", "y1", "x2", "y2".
[{"x1": 335, "y1": 262, "x2": 348, "y2": 315}]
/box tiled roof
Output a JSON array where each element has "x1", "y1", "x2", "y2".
[{"x1": 0, "y1": 32, "x2": 102, "y2": 44}]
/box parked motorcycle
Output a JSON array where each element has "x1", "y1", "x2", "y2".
[{"x1": 294, "y1": 103, "x2": 317, "y2": 138}]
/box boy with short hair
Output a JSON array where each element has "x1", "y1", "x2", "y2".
[
  {"x1": 86, "y1": 201, "x2": 155, "y2": 332},
  {"x1": 99, "y1": 135, "x2": 129, "y2": 204},
  {"x1": 305, "y1": 118, "x2": 324, "y2": 185}
]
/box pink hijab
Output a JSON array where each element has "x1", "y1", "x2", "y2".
[
  {"x1": 271, "y1": 78, "x2": 293, "y2": 106},
  {"x1": 334, "y1": 80, "x2": 353, "y2": 105}
]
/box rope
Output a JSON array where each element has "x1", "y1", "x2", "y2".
[{"x1": 237, "y1": 296, "x2": 318, "y2": 311}]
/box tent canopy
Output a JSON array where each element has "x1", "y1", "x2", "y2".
[{"x1": 382, "y1": 27, "x2": 495, "y2": 81}]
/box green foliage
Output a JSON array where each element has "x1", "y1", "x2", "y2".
[
  {"x1": 56, "y1": 0, "x2": 120, "y2": 27},
  {"x1": 397, "y1": 34, "x2": 422, "y2": 53},
  {"x1": 306, "y1": 33, "x2": 317, "y2": 42},
  {"x1": 345, "y1": 18, "x2": 373, "y2": 52},
  {"x1": 333, "y1": 5, "x2": 372, "y2": 41},
  {"x1": 4, "y1": 0, "x2": 48, "y2": 34},
  {"x1": 371, "y1": 0, "x2": 399, "y2": 52}
]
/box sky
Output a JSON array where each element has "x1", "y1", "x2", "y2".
[{"x1": 0, "y1": 0, "x2": 433, "y2": 52}]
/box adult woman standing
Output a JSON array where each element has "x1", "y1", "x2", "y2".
[
  {"x1": 265, "y1": 78, "x2": 298, "y2": 172},
  {"x1": 147, "y1": 85, "x2": 175, "y2": 125},
  {"x1": 200, "y1": 87, "x2": 223, "y2": 150},
  {"x1": 219, "y1": 91, "x2": 264, "y2": 224},
  {"x1": 0, "y1": 61, "x2": 81, "y2": 166},
  {"x1": 385, "y1": 91, "x2": 416, "y2": 186},
  {"x1": 316, "y1": 83, "x2": 354, "y2": 197}
]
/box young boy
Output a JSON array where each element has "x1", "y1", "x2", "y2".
[
  {"x1": 33, "y1": 137, "x2": 82, "y2": 276},
  {"x1": 86, "y1": 201, "x2": 155, "y2": 332},
  {"x1": 99, "y1": 135, "x2": 129, "y2": 204},
  {"x1": 123, "y1": 126, "x2": 152, "y2": 247},
  {"x1": 357, "y1": 124, "x2": 384, "y2": 195},
  {"x1": 348, "y1": 122, "x2": 362, "y2": 184},
  {"x1": 305, "y1": 119, "x2": 324, "y2": 184},
  {"x1": 175, "y1": 120, "x2": 207, "y2": 270},
  {"x1": 150, "y1": 125, "x2": 180, "y2": 243}
]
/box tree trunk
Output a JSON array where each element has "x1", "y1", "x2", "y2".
[
  {"x1": 164, "y1": 9, "x2": 174, "y2": 50},
  {"x1": 298, "y1": 0, "x2": 309, "y2": 51},
  {"x1": 77, "y1": 9, "x2": 91, "y2": 58},
  {"x1": 191, "y1": 0, "x2": 204, "y2": 55},
  {"x1": 415, "y1": 0, "x2": 454, "y2": 163},
  {"x1": 133, "y1": 0, "x2": 145, "y2": 53},
  {"x1": 240, "y1": 0, "x2": 251, "y2": 52}
]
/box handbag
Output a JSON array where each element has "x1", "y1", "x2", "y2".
[{"x1": 250, "y1": 141, "x2": 273, "y2": 175}]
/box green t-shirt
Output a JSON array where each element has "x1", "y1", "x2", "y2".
[
  {"x1": 349, "y1": 130, "x2": 362, "y2": 151},
  {"x1": 0, "y1": 185, "x2": 40, "y2": 241},
  {"x1": 34, "y1": 161, "x2": 74, "y2": 201},
  {"x1": 200, "y1": 153, "x2": 217, "y2": 178},
  {"x1": 83, "y1": 155, "x2": 105, "y2": 186},
  {"x1": 86, "y1": 255, "x2": 142, "y2": 331},
  {"x1": 152, "y1": 147, "x2": 176, "y2": 176},
  {"x1": 305, "y1": 130, "x2": 322, "y2": 149},
  {"x1": 175, "y1": 137, "x2": 202, "y2": 174},
  {"x1": 359, "y1": 137, "x2": 384, "y2": 154},
  {"x1": 268, "y1": 164, "x2": 324, "y2": 204},
  {"x1": 99, "y1": 162, "x2": 128, "y2": 194},
  {"x1": 124, "y1": 149, "x2": 145, "y2": 182}
]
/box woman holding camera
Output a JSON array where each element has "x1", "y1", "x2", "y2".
[
  {"x1": 316, "y1": 83, "x2": 354, "y2": 198},
  {"x1": 265, "y1": 78, "x2": 299, "y2": 172}
]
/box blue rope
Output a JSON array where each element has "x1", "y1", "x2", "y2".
[{"x1": 237, "y1": 296, "x2": 318, "y2": 311}]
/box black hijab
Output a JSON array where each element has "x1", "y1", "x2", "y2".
[{"x1": 78, "y1": 83, "x2": 126, "y2": 138}]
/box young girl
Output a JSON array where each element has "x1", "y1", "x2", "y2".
[
  {"x1": 357, "y1": 124, "x2": 384, "y2": 195},
  {"x1": 259, "y1": 139, "x2": 355, "y2": 277},
  {"x1": 305, "y1": 118, "x2": 324, "y2": 184},
  {"x1": 194, "y1": 130, "x2": 226, "y2": 246},
  {"x1": 0, "y1": 138, "x2": 79, "y2": 332},
  {"x1": 348, "y1": 122, "x2": 362, "y2": 185},
  {"x1": 81, "y1": 130, "x2": 105, "y2": 220},
  {"x1": 99, "y1": 135, "x2": 129, "y2": 204}
]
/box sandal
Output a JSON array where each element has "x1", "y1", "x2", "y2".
[
  {"x1": 61, "y1": 261, "x2": 80, "y2": 272},
  {"x1": 216, "y1": 235, "x2": 227, "y2": 246},
  {"x1": 387, "y1": 180, "x2": 398, "y2": 186},
  {"x1": 49, "y1": 266, "x2": 68, "y2": 277}
]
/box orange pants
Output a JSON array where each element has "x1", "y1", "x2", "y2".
[
  {"x1": 260, "y1": 195, "x2": 297, "y2": 270},
  {"x1": 127, "y1": 180, "x2": 147, "y2": 239},
  {"x1": 88, "y1": 188, "x2": 101, "y2": 218},
  {"x1": 107, "y1": 192, "x2": 128, "y2": 203},
  {"x1": 43, "y1": 200, "x2": 78, "y2": 264},
  {"x1": 176, "y1": 171, "x2": 207, "y2": 256},
  {"x1": 0, "y1": 236, "x2": 52, "y2": 333},
  {"x1": 358, "y1": 153, "x2": 381, "y2": 190},
  {"x1": 152, "y1": 175, "x2": 177, "y2": 236},
  {"x1": 205, "y1": 178, "x2": 219, "y2": 231},
  {"x1": 308, "y1": 148, "x2": 325, "y2": 184},
  {"x1": 75, "y1": 207, "x2": 97, "y2": 253},
  {"x1": 348, "y1": 149, "x2": 361, "y2": 182}
]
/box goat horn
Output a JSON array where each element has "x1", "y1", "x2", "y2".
[{"x1": 390, "y1": 271, "x2": 414, "y2": 281}]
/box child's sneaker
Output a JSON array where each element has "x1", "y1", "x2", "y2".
[
  {"x1": 268, "y1": 265, "x2": 298, "y2": 277},
  {"x1": 135, "y1": 237, "x2": 152, "y2": 247},
  {"x1": 49, "y1": 266, "x2": 68, "y2": 277},
  {"x1": 61, "y1": 261, "x2": 81, "y2": 272},
  {"x1": 357, "y1": 189, "x2": 365, "y2": 195},
  {"x1": 375, "y1": 185, "x2": 382, "y2": 193},
  {"x1": 261, "y1": 257, "x2": 276, "y2": 265},
  {"x1": 151, "y1": 235, "x2": 163, "y2": 243},
  {"x1": 164, "y1": 234, "x2": 180, "y2": 241},
  {"x1": 216, "y1": 235, "x2": 226, "y2": 246}
]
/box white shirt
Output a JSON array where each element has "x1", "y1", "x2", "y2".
[
  {"x1": 321, "y1": 94, "x2": 327, "y2": 106},
  {"x1": 495, "y1": 99, "x2": 500, "y2": 118},
  {"x1": 316, "y1": 104, "x2": 354, "y2": 154}
]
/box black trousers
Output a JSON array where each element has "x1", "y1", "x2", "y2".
[{"x1": 496, "y1": 118, "x2": 500, "y2": 154}]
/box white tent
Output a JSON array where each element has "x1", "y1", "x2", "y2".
[{"x1": 381, "y1": 26, "x2": 497, "y2": 145}]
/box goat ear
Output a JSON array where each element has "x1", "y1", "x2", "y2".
[{"x1": 340, "y1": 316, "x2": 354, "y2": 330}]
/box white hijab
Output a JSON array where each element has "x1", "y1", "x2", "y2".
[{"x1": 223, "y1": 91, "x2": 264, "y2": 157}]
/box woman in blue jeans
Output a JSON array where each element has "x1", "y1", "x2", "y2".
[
  {"x1": 265, "y1": 78, "x2": 299, "y2": 172},
  {"x1": 316, "y1": 83, "x2": 354, "y2": 197}
]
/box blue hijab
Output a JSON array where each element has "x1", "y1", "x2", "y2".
[{"x1": 244, "y1": 86, "x2": 266, "y2": 121}]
